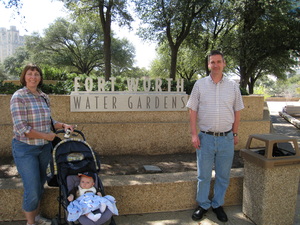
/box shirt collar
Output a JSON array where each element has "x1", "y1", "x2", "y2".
[
  {"x1": 23, "y1": 86, "x2": 43, "y2": 96},
  {"x1": 208, "y1": 74, "x2": 225, "y2": 84}
]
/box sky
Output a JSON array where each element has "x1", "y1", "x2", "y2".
[{"x1": 0, "y1": 0, "x2": 157, "y2": 68}]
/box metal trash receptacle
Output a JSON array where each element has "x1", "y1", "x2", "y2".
[{"x1": 240, "y1": 134, "x2": 300, "y2": 225}]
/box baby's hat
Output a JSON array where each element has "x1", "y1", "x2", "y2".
[{"x1": 78, "y1": 171, "x2": 96, "y2": 182}]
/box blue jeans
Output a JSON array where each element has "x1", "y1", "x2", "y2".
[
  {"x1": 196, "y1": 132, "x2": 234, "y2": 209},
  {"x1": 12, "y1": 139, "x2": 52, "y2": 212}
]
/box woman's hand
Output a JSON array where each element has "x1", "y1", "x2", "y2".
[{"x1": 62, "y1": 123, "x2": 75, "y2": 132}]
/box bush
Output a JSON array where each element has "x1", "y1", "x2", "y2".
[
  {"x1": 0, "y1": 82, "x2": 21, "y2": 94},
  {"x1": 41, "y1": 80, "x2": 74, "y2": 94}
]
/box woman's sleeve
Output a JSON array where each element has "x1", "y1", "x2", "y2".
[{"x1": 10, "y1": 94, "x2": 31, "y2": 135}]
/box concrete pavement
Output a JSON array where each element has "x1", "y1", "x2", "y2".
[{"x1": 0, "y1": 206, "x2": 254, "y2": 225}]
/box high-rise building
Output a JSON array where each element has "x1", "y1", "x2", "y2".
[{"x1": 0, "y1": 26, "x2": 25, "y2": 63}]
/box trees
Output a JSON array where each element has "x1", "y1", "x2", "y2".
[
  {"x1": 2, "y1": 0, "x2": 299, "y2": 96},
  {"x1": 26, "y1": 18, "x2": 105, "y2": 75},
  {"x1": 230, "y1": 0, "x2": 300, "y2": 93},
  {"x1": 134, "y1": 0, "x2": 210, "y2": 80},
  {"x1": 150, "y1": 41, "x2": 204, "y2": 80},
  {"x1": 25, "y1": 17, "x2": 135, "y2": 75},
  {"x1": 196, "y1": 0, "x2": 239, "y2": 75},
  {"x1": 61, "y1": 0, "x2": 133, "y2": 80},
  {"x1": 145, "y1": 0, "x2": 299, "y2": 94},
  {"x1": 3, "y1": 46, "x2": 28, "y2": 78}
]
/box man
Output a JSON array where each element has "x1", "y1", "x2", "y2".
[{"x1": 186, "y1": 50, "x2": 244, "y2": 222}]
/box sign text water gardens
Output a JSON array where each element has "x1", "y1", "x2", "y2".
[{"x1": 70, "y1": 77, "x2": 188, "y2": 112}]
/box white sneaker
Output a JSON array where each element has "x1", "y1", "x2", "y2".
[{"x1": 35, "y1": 215, "x2": 52, "y2": 225}]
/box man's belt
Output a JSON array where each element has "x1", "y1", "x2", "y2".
[{"x1": 201, "y1": 130, "x2": 232, "y2": 136}]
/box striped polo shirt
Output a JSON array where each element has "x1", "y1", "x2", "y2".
[
  {"x1": 186, "y1": 75, "x2": 244, "y2": 132},
  {"x1": 10, "y1": 87, "x2": 56, "y2": 146}
]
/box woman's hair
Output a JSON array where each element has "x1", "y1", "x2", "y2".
[{"x1": 20, "y1": 64, "x2": 43, "y2": 87}]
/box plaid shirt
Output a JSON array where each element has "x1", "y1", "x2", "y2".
[{"x1": 10, "y1": 87, "x2": 56, "y2": 145}]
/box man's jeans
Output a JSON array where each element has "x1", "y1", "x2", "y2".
[
  {"x1": 12, "y1": 139, "x2": 52, "y2": 212},
  {"x1": 196, "y1": 131, "x2": 234, "y2": 209}
]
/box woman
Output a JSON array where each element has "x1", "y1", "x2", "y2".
[{"x1": 10, "y1": 64, "x2": 74, "y2": 225}]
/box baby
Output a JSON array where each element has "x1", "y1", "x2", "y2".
[{"x1": 67, "y1": 172, "x2": 105, "y2": 222}]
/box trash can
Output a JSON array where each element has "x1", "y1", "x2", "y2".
[{"x1": 240, "y1": 133, "x2": 300, "y2": 225}]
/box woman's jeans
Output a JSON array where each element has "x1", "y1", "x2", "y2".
[
  {"x1": 196, "y1": 132, "x2": 234, "y2": 210},
  {"x1": 12, "y1": 139, "x2": 52, "y2": 212}
]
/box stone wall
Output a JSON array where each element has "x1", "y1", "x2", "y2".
[{"x1": 0, "y1": 95, "x2": 270, "y2": 156}]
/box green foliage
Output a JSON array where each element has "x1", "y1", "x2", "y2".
[
  {"x1": 151, "y1": 41, "x2": 206, "y2": 80},
  {"x1": 253, "y1": 85, "x2": 270, "y2": 99},
  {"x1": 229, "y1": 0, "x2": 300, "y2": 93},
  {"x1": 24, "y1": 17, "x2": 135, "y2": 77},
  {"x1": 184, "y1": 80, "x2": 197, "y2": 95},
  {"x1": 0, "y1": 82, "x2": 22, "y2": 94},
  {"x1": 60, "y1": 0, "x2": 134, "y2": 80},
  {"x1": 42, "y1": 65, "x2": 69, "y2": 81},
  {"x1": 26, "y1": 18, "x2": 105, "y2": 75},
  {"x1": 0, "y1": 64, "x2": 8, "y2": 80},
  {"x1": 41, "y1": 80, "x2": 74, "y2": 94},
  {"x1": 2, "y1": 0, "x2": 300, "y2": 96},
  {"x1": 134, "y1": 0, "x2": 211, "y2": 79},
  {"x1": 254, "y1": 74, "x2": 300, "y2": 98},
  {"x1": 3, "y1": 46, "x2": 29, "y2": 78},
  {"x1": 143, "y1": 0, "x2": 300, "y2": 94},
  {"x1": 240, "y1": 87, "x2": 249, "y2": 96}
]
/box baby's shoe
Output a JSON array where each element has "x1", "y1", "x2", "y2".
[
  {"x1": 100, "y1": 203, "x2": 107, "y2": 213},
  {"x1": 87, "y1": 212, "x2": 101, "y2": 222}
]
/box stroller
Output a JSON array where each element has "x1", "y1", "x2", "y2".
[{"x1": 48, "y1": 129, "x2": 116, "y2": 225}]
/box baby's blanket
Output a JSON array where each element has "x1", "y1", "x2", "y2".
[{"x1": 67, "y1": 193, "x2": 118, "y2": 222}]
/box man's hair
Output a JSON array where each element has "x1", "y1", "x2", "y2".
[{"x1": 208, "y1": 50, "x2": 224, "y2": 60}]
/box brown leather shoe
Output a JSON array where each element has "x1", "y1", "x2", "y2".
[
  {"x1": 212, "y1": 206, "x2": 228, "y2": 222},
  {"x1": 192, "y1": 206, "x2": 208, "y2": 221}
]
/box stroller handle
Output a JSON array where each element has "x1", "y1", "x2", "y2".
[{"x1": 55, "y1": 129, "x2": 86, "y2": 141}]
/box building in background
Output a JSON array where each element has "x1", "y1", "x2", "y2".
[{"x1": 0, "y1": 26, "x2": 25, "y2": 63}]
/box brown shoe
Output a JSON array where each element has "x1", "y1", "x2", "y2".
[
  {"x1": 212, "y1": 206, "x2": 228, "y2": 222},
  {"x1": 192, "y1": 206, "x2": 208, "y2": 221}
]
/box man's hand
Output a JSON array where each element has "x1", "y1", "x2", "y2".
[
  {"x1": 234, "y1": 136, "x2": 239, "y2": 145},
  {"x1": 192, "y1": 134, "x2": 200, "y2": 149}
]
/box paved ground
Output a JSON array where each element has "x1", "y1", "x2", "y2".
[{"x1": 1, "y1": 101, "x2": 300, "y2": 225}]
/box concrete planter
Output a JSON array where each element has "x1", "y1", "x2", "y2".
[{"x1": 0, "y1": 95, "x2": 269, "y2": 156}]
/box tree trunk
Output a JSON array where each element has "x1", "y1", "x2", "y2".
[
  {"x1": 239, "y1": 63, "x2": 248, "y2": 91},
  {"x1": 103, "y1": 24, "x2": 112, "y2": 81},
  {"x1": 204, "y1": 39, "x2": 210, "y2": 76},
  {"x1": 98, "y1": 0, "x2": 113, "y2": 81},
  {"x1": 169, "y1": 46, "x2": 179, "y2": 80}
]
